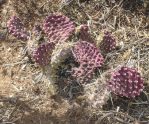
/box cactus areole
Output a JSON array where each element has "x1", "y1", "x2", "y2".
[{"x1": 108, "y1": 67, "x2": 144, "y2": 98}]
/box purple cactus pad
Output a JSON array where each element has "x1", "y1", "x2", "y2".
[
  {"x1": 33, "y1": 42, "x2": 55, "y2": 66},
  {"x1": 7, "y1": 16, "x2": 29, "y2": 41},
  {"x1": 72, "y1": 41, "x2": 104, "y2": 83},
  {"x1": 100, "y1": 31, "x2": 116, "y2": 53},
  {"x1": 43, "y1": 13, "x2": 75, "y2": 44},
  {"x1": 108, "y1": 67, "x2": 144, "y2": 98}
]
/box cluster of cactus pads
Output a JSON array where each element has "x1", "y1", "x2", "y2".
[
  {"x1": 7, "y1": 14, "x2": 75, "y2": 66},
  {"x1": 7, "y1": 13, "x2": 144, "y2": 98}
]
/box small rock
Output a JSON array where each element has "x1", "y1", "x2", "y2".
[
  {"x1": 0, "y1": 29, "x2": 7, "y2": 41},
  {"x1": 0, "y1": 32, "x2": 6, "y2": 41}
]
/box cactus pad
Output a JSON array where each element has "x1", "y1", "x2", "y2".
[
  {"x1": 43, "y1": 14, "x2": 75, "y2": 44},
  {"x1": 108, "y1": 67, "x2": 144, "y2": 98},
  {"x1": 7, "y1": 16, "x2": 29, "y2": 41}
]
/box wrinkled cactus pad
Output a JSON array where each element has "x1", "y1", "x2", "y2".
[
  {"x1": 108, "y1": 67, "x2": 144, "y2": 98},
  {"x1": 72, "y1": 40, "x2": 104, "y2": 83},
  {"x1": 100, "y1": 31, "x2": 116, "y2": 53},
  {"x1": 33, "y1": 42, "x2": 55, "y2": 66},
  {"x1": 43, "y1": 13, "x2": 75, "y2": 43},
  {"x1": 7, "y1": 16, "x2": 29, "y2": 41},
  {"x1": 72, "y1": 41, "x2": 104, "y2": 66}
]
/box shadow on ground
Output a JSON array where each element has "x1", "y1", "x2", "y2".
[
  {"x1": 1, "y1": 93, "x2": 149, "y2": 124},
  {"x1": 0, "y1": 95, "x2": 95, "y2": 124}
]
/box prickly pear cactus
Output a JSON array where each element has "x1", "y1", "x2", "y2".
[
  {"x1": 108, "y1": 67, "x2": 144, "y2": 98},
  {"x1": 72, "y1": 40, "x2": 104, "y2": 83},
  {"x1": 43, "y1": 13, "x2": 75, "y2": 43},
  {"x1": 27, "y1": 13, "x2": 76, "y2": 66},
  {"x1": 7, "y1": 16, "x2": 29, "y2": 41},
  {"x1": 100, "y1": 31, "x2": 116, "y2": 53},
  {"x1": 32, "y1": 42, "x2": 55, "y2": 66}
]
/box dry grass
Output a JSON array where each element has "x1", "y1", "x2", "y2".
[{"x1": 0, "y1": 0, "x2": 149, "y2": 124}]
